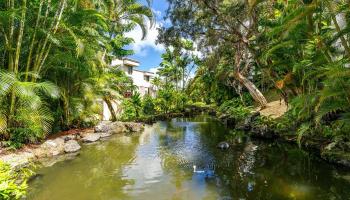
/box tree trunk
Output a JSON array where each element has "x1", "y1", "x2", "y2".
[
  {"x1": 14, "y1": 0, "x2": 27, "y2": 73},
  {"x1": 33, "y1": 0, "x2": 66, "y2": 77},
  {"x1": 328, "y1": 3, "x2": 350, "y2": 58},
  {"x1": 25, "y1": 0, "x2": 43, "y2": 81},
  {"x1": 61, "y1": 91, "x2": 70, "y2": 127},
  {"x1": 8, "y1": 0, "x2": 15, "y2": 72},
  {"x1": 104, "y1": 97, "x2": 117, "y2": 121},
  {"x1": 235, "y1": 71, "x2": 268, "y2": 108}
]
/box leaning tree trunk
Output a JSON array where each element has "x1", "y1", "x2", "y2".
[
  {"x1": 104, "y1": 97, "x2": 117, "y2": 122},
  {"x1": 235, "y1": 71, "x2": 268, "y2": 108}
]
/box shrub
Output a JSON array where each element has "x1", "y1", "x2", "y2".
[
  {"x1": 218, "y1": 98, "x2": 242, "y2": 113},
  {"x1": 120, "y1": 99, "x2": 137, "y2": 121},
  {"x1": 0, "y1": 161, "x2": 33, "y2": 200},
  {"x1": 227, "y1": 105, "x2": 252, "y2": 121},
  {"x1": 191, "y1": 102, "x2": 207, "y2": 108},
  {"x1": 142, "y1": 95, "x2": 156, "y2": 115},
  {"x1": 218, "y1": 98, "x2": 253, "y2": 121}
]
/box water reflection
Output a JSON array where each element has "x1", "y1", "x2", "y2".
[{"x1": 27, "y1": 116, "x2": 350, "y2": 200}]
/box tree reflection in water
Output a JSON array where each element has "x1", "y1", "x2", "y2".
[{"x1": 28, "y1": 116, "x2": 350, "y2": 200}]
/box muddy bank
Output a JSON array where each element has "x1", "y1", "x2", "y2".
[{"x1": 0, "y1": 121, "x2": 144, "y2": 170}]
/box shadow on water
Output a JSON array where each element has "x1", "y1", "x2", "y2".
[{"x1": 27, "y1": 115, "x2": 350, "y2": 200}]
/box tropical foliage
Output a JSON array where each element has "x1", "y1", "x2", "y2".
[
  {"x1": 159, "y1": 0, "x2": 350, "y2": 141},
  {"x1": 0, "y1": 0, "x2": 153, "y2": 145},
  {"x1": 0, "y1": 161, "x2": 33, "y2": 200},
  {"x1": 119, "y1": 41, "x2": 198, "y2": 119}
]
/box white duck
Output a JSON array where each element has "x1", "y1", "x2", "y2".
[
  {"x1": 193, "y1": 165, "x2": 205, "y2": 173},
  {"x1": 193, "y1": 165, "x2": 215, "y2": 178}
]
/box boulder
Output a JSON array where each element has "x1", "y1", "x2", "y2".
[
  {"x1": 250, "y1": 124, "x2": 275, "y2": 139},
  {"x1": 218, "y1": 114, "x2": 236, "y2": 128},
  {"x1": 124, "y1": 122, "x2": 144, "y2": 132},
  {"x1": 64, "y1": 140, "x2": 81, "y2": 153},
  {"x1": 242, "y1": 112, "x2": 261, "y2": 130},
  {"x1": 39, "y1": 138, "x2": 65, "y2": 156},
  {"x1": 217, "y1": 142, "x2": 230, "y2": 150},
  {"x1": 94, "y1": 121, "x2": 113, "y2": 133},
  {"x1": 110, "y1": 122, "x2": 127, "y2": 133},
  {"x1": 61, "y1": 134, "x2": 79, "y2": 142},
  {"x1": 100, "y1": 132, "x2": 112, "y2": 138},
  {"x1": 0, "y1": 152, "x2": 35, "y2": 169},
  {"x1": 82, "y1": 133, "x2": 101, "y2": 143},
  {"x1": 95, "y1": 121, "x2": 129, "y2": 134}
]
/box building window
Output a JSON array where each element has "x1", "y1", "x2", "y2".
[
  {"x1": 127, "y1": 66, "x2": 133, "y2": 75},
  {"x1": 144, "y1": 75, "x2": 150, "y2": 82}
]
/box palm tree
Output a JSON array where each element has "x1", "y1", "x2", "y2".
[
  {"x1": 0, "y1": 0, "x2": 154, "y2": 143},
  {"x1": 0, "y1": 71, "x2": 59, "y2": 142}
]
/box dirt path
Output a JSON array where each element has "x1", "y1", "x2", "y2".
[{"x1": 257, "y1": 100, "x2": 288, "y2": 119}]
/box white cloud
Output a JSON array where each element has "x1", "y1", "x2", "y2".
[
  {"x1": 125, "y1": 17, "x2": 165, "y2": 57},
  {"x1": 149, "y1": 67, "x2": 160, "y2": 74},
  {"x1": 152, "y1": 9, "x2": 162, "y2": 18},
  {"x1": 164, "y1": 18, "x2": 172, "y2": 26}
]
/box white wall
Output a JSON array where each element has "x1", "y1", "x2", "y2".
[
  {"x1": 102, "y1": 59, "x2": 157, "y2": 120},
  {"x1": 103, "y1": 100, "x2": 122, "y2": 121}
]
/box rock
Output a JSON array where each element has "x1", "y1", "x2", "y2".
[
  {"x1": 321, "y1": 150, "x2": 350, "y2": 168},
  {"x1": 64, "y1": 140, "x2": 81, "y2": 153},
  {"x1": 82, "y1": 133, "x2": 101, "y2": 143},
  {"x1": 242, "y1": 112, "x2": 261, "y2": 130},
  {"x1": 218, "y1": 114, "x2": 236, "y2": 128},
  {"x1": 39, "y1": 153, "x2": 79, "y2": 167},
  {"x1": 62, "y1": 134, "x2": 79, "y2": 142},
  {"x1": 250, "y1": 124, "x2": 276, "y2": 139},
  {"x1": 42, "y1": 138, "x2": 65, "y2": 148},
  {"x1": 325, "y1": 142, "x2": 338, "y2": 151},
  {"x1": 94, "y1": 121, "x2": 113, "y2": 133},
  {"x1": 52, "y1": 150, "x2": 61, "y2": 156},
  {"x1": 95, "y1": 121, "x2": 129, "y2": 134},
  {"x1": 110, "y1": 122, "x2": 128, "y2": 133},
  {"x1": 217, "y1": 142, "x2": 230, "y2": 150},
  {"x1": 124, "y1": 122, "x2": 144, "y2": 132},
  {"x1": 0, "y1": 152, "x2": 35, "y2": 169},
  {"x1": 100, "y1": 132, "x2": 112, "y2": 138},
  {"x1": 244, "y1": 142, "x2": 258, "y2": 152},
  {"x1": 39, "y1": 138, "x2": 65, "y2": 157}
]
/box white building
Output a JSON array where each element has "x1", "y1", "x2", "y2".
[
  {"x1": 102, "y1": 58, "x2": 157, "y2": 120},
  {"x1": 112, "y1": 58, "x2": 157, "y2": 97}
]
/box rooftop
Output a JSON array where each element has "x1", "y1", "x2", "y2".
[
  {"x1": 123, "y1": 58, "x2": 140, "y2": 64},
  {"x1": 134, "y1": 69, "x2": 155, "y2": 75}
]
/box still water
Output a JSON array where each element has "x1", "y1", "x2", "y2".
[{"x1": 27, "y1": 116, "x2": 350, "y2": 200}]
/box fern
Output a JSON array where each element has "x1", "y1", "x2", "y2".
[{"x1": 297, "y1": 122, "x2": 311, "y2": 147}]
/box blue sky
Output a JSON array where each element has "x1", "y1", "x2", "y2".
[{"x1": 126, "y1": 0, "x2": 169, "y2": 72}]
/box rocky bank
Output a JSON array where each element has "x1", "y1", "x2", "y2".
[
  {"x1": 218, "y1": 110, "x2": 350, "y2": 168},
  {"x1": 0, "y1": 121, "x2": 144, "y2": 170}
]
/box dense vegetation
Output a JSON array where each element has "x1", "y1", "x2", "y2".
[
  {"x1": 119, "y1": 39, "x2": 199, "y2": 121},
  {"x1": 0, "y1": 0, "x2": 153, "y2": 147},
  {"x1": 158, "y1": 0, "x2": 350, "y2": 144},
  {"x1": 1, "y1": 0, "x2": 349, "y2": 146},
  {"x1": 1, "y1": 0, "x2": 350, "y2": 198},
  {"x1": 0, "y1": 161, "x2": 32, "y2": 199}
]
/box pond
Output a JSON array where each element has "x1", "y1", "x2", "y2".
[{"x1": 27, "y1": 116, "x2": 350, "y2": 200}]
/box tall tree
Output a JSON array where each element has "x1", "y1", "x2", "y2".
[{"x1": 159, "y1": 0, "x2": 268, "y2": 107}]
